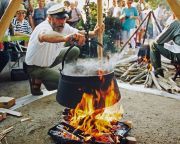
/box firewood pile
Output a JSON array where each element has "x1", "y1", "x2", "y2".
[{"x1": 114, "y1": 61, "x2": 180, "y2": 94}]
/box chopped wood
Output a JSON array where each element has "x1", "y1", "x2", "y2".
[
  {"x1": 115, "y1": 63, "x2": 131, "y2": 68},
  {"x1": 0, "y1": 108, "x2": 22, "y2": 117},
  {"x1": 162, "y1": 66, "x2": 169, "y2": 72},
  {"x1": 20, "y1": 117, "x2": 31, "y2": 122},
  {"x1": 0, "y1": 97, "x2": 15, "y2": 109},
  {"x1": 168, "y1": 77, "x2": 180, "y2": 92},
  {"x1": 158, "y1": 76, "x2": 180, "y2": 93},
  {"x1": 145, "y1": 73, "x2": 153, "y2": 88},
  {"x1": 134, "y1": 79, "x2": 146, "y2": 84},
  {"x1": 0, "y1": 126, "x2": 14, "y2": 141},
  {"x1": 158, "y1": 79, "x2": 172, "y2": 93},
  {"x1": 115, "y1": 60, "x2": 179, "y2": 93},
  {"x1": 124, "y1": 75, "x2": 136, "y2": 81},
  {"x1": 150, "y1": 71, "x2": 162, "y2": 90},
  {"x1": 114, "y1": 68, "x2": 126, "y2": 74},
  {"x1": 126, "y1": 136, "x2": 137, "y2": 144},
  {"x1": 0, "y1": 112, "x2": 7, "y2": 122},
  {"x1": 129, "y1": 69, "x2": 148, "y2": 84},
  {"x1": 128, "y1": 71, "x2": 144, "y2": 76},
  {"x1": 121, "y1": 63, "x2": 138, "y2": 78},
  {"x1": 144, "y1": 71, "x2": 150, "y2": 84},
  {"x1": 162, "y1": 62, "x2": 175, "y2": 70}
]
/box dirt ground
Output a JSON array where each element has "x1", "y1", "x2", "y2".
[{"x1": 0, "y1": 71, "x2": 180, "y2": 144}]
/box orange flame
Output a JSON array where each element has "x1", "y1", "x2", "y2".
[
  {"x1": 142, "y1": 56, "x2": 149, "y2": 64},
  {"x1": 97, "y1": 70, "x2": 105, "y2": 81},
  {"x1": 147, "y1": 63, "x2": 152, "y2": 71},
  {"x1": 69, "y1": 78, "x2": 123, "y2": 138}
]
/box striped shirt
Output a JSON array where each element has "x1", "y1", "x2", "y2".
[{"x1": 11, "y1": 17, "x2": 32, "y2": 35}]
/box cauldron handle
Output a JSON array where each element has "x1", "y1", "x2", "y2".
[
  {"x1": 60, "y1": 44, "x2": 78, "y2": 72},
  {"x1": 60, "y1": 40, "x2": 103, "y2": 73}
]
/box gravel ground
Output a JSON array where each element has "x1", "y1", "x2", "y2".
[{"x1": 0, "y1": 72, "x2": 180, "y2": 144}]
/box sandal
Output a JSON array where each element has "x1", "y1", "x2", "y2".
[{"x1": 29, "y1": 78, "x2": 43, "y2": 96}]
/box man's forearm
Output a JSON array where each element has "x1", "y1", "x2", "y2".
[{"x1": 38, "y1": 31, "x2": 67, "y2": 43}]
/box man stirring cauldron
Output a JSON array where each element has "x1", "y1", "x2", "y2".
[{"x1": 25, "y1": 3, "x2": 103, "y2": 95}]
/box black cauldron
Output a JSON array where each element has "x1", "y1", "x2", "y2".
[{"x1": 56, "y1": 42, "x2": 121, "y2": 109}]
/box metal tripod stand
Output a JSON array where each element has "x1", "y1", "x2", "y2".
[{"x1": 119, "y1": 10, "x2": 162, "y2": 53}]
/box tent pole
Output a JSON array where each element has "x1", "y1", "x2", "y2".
[{"x1": 0, "y1": 0, "x2": 22, "y2": 41}]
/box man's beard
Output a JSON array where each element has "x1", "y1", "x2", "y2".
[{"x1": 51, "y1": 23, "x2": 65, "y2": 32}]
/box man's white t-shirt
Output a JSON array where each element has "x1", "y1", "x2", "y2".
[{"x1": 25, "y1": 20, "x2": 78, "y2": 67}]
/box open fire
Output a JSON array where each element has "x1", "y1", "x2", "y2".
[{"x1": 49, "y1": 70, "x2": 132, "y2": 143}]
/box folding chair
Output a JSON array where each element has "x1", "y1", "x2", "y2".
[{"x1": 5, "y1": 41, "x2": 28, "y2": 81}]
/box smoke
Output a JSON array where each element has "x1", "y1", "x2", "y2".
[{"x1": 62, "y1": 52, "x2": 125, "y2": 76}]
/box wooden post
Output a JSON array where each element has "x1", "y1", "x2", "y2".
[
  {"x1": 0, "y1": 0, "x2": 22, "y2": 41},
  {"x1": 167, "y1": 0, "x2": 180, "y2": 21},
  {"x1": 97, "y1": 0, "x2": 103, "y2": 60}
]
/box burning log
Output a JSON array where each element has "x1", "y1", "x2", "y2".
[{"x1": 48, "y1": 121, "x2": 132, "y2": 144}]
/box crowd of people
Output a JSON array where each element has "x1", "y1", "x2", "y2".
[
  {"x1": 0, "y1": 0, "x2": 180, "y2": 95},
  {"x1": 107, "y1": 0, "x2": 174, "y2": 50},
  {"x1": 0, "y1": 0, "x2": 83, "y2": 73},
  {"x1": 0, "y1": 0, "x2": 100, "y2": 96}
]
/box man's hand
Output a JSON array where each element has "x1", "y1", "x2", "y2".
[
  {"x1": 93, "y1": 23, "x2": 105, "y2": 36},
  {"x1": 66, "y1": 33, "x2": 85, "y2": 46}
]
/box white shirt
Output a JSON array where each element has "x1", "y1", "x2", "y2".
[
  {"x1": 25, "y1": 20, "x2": 78, "y2": 67},
  {"x1": 112, "y1": 7, "x2": 122, "y2": 18}
]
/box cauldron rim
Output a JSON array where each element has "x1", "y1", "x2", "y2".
[{"x1": 61, "y1": 70, "x2": 115, "y2": 77}]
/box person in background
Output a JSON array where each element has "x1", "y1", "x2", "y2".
[
  {"x1": 63, "y1": 0, "x2": 71, "y2": 15},
  {"x1": 150, "y1": 17, "x2": 180, "y2": 77},
  {"x1": 165, "y1": 12, "x2": 176, "y2": 27},
  {"x1": 66, "y1": 1, "x2": 82, "y2": 27},
  {"x1": 22, "y1": 0, "x2": 35, "y2": 29},
  {"x1": 153, "y1": 3, "x2": 166, "y2": 38},
  {"x1": 46, "y1": 0, "x2": 57, "y2": 9},
  {"x1": 25, "y1": 4, "x2": 103, "y2": 95},
  {"x1": 11, "y1": 4, "x2": 32, "y2": 37},
  {"x1": 32, "y1": 0, "x2": 47, "y2": 27},
  {"x1": 121, "y1": 0, "x2": 139, "y2": 51},
  {"x1": 108, "y1": 0, "x2": 116, "y2": 17},
  {"x1": 136, "y1": 0, "x2": 148, "y2": 46},
  {"x1": 9, "y1": 4, "x2": 32, "y2": 63},
  {"x1": 0, "y1": 0, "x2": 10, "y2": 73},
  {"x1": 112, "y1": 0, "x2": 124, "y2": 49}
]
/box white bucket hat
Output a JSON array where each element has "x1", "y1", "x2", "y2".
[{"x1": 17, "y1": 4, "x2": 27, "y2": 12}]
